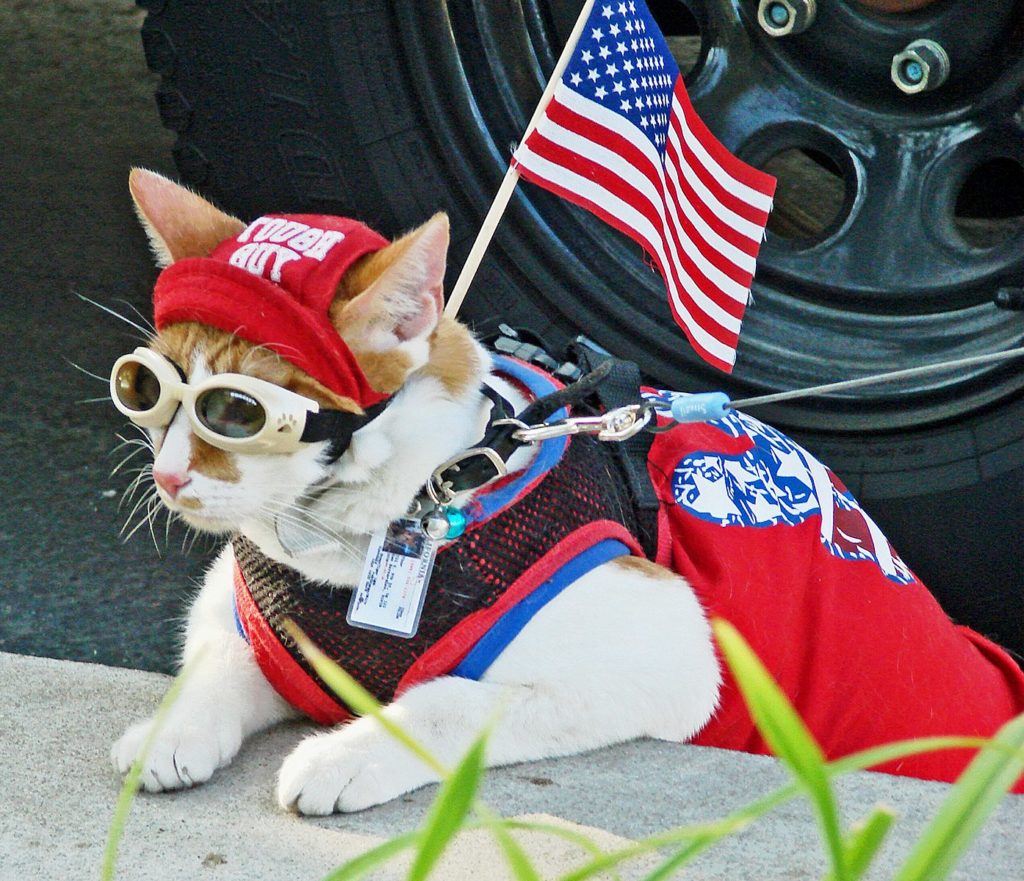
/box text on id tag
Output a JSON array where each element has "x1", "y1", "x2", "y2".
[{"x1": 347, "y1": 517, "x2": 437, "y2": 638}]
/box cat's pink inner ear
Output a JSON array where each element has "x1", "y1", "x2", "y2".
[
  {"x1": 341, "y1": 213, "x2": 449, "y2": 350},
  {"x1": 129, "y1": 168, "x2": 245, "y2": 267}
]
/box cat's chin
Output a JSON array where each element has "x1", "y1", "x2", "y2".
[{"x1": 174, "y1": 509, "x2": 237, "y2": 535}]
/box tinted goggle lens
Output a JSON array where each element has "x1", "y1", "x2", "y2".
[
  {"x1": 196, "y1": 388, "x2": 267, "y2": 439},
  {"x1": 114, "y1": 361, "x2": 162, "y2": 412}
]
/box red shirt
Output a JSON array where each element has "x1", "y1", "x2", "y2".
[{"x1": 646, "y1": 394, "x2": 1024, "y2": 790}]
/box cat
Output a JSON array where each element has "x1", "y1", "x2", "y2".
[{"x1": 111, "y1": 169, "x2": 1024, "y2": 814}]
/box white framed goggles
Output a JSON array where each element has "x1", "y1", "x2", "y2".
[{"x1": 110, "y1": 347, "x2": 383, "y2": 454}]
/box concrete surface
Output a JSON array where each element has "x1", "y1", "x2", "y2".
[{"x1": 1, "y1": 651, "x2": 1022, "y2": 881}]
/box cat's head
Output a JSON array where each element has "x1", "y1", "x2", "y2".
[{"x1": 115, "y1": 169, "x2": 487, "y2": 544}]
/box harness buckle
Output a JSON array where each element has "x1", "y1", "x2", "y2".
[
  {"x1": 511, "y1": 404, "x2": 653, "y2": 444},
  {"x1": 427, "y1": 446, "x2": 510, "y2": 504}
]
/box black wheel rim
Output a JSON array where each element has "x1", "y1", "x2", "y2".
[{"x1": 396, "y1": 0, "x2": 1024, "y2": 433}]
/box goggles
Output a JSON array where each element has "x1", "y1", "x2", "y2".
[{"x1": 110, "y1": 347, "x2": 384, "y2": 454}]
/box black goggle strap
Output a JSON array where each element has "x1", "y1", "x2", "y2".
[{"x1": 299, "y1": 398, "x2": 390, "y2": 447}]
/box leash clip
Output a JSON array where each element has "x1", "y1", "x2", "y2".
[{"x1": 511, "y1": 404, "x2": 653, "y2": 444}]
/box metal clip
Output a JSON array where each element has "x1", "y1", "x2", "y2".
[
  {"x1": 511, "y1": 404, "x2": 652, "y2": 444},
  {"x1": 427, "y1": 446, "x2": 510, "y2": 504}
]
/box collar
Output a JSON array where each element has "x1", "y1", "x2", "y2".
[{"x1": 422, "y1": 355, "x2": 571, "y2": 533}]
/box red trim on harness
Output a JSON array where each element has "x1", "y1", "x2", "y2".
[
  {"x1": 395, "y1": 520, "x2": 643, "y2": 697},
  {"x1": 233, "y1": 562, "x2": 350, "y2": 726}
]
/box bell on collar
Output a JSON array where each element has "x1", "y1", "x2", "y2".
[{"x1": 421, "y1": 506, "x2": 467, "y2": 541}]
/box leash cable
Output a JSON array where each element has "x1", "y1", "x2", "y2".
[
  {"x1": 730, "y1": 345, "x2": 1024, "y2": 409},
  {"x1": 666, "y1": 344, "x2": 1024, "y2": 423}
]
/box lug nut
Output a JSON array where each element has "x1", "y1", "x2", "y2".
[
  {"x1": 891, "y1": 38, "x2": 950, "y2": 94},
  {"x1": 758, "y1": 0, "x2": 817, "y2": 37}
]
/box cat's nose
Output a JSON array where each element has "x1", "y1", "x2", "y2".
[{"x1": 153, "y1": 470, "x2": 191, "y2": 499}]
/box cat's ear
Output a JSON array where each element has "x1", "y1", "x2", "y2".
[
  {"x1": 334, "y1": 213, "x2": 448, "y2": 357},
  {"x1": 129, "y1": 168, "x2": 245, "y2": 267}
]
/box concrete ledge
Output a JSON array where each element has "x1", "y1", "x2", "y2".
[{"x1": 1, "y1": 651, "x2": 1021, "y2": 880}]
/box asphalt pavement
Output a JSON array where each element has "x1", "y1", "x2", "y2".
[{"x1": 0, "y1": 0, "x2": 208, "y2": 672}]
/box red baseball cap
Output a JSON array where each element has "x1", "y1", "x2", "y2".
[{"x1": 153, "y1": 214, "x2": 390, "y2": 408}]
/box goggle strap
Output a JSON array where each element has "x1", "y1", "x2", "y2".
[{"x1": 299, "y1": 399, "x2": 390, "y2": 445}]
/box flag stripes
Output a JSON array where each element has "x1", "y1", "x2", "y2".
[
  {"x1": 510, "y1": 0, "x2": 775, "y2": 372},
  {"x1": 514, "y1": 82, "x2": 773, "y2": 370}
]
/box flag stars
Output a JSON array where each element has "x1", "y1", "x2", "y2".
[
  {"x1": 601, "y1": 4, "x2": 613, "y2": 17},
  {"x1": 599, "y1": 44, "x2": 611, "y2": 59},
  {"x1": 594, "y1": 85, "x2": 608, "y2": 99},
  {"x1": 639, "y1": 115, "x2": 649, "y2": 129},
  {"x1": 605, "y1": 62, "x2": 618, "y2": 76},
  {"x1": 591, "y1": 26, "x2": 604, "y2": 41},
  {"x1": 588, "y1": 67, "x2": 600, "y2": 81},
  {"x1": 629, "y1": 77, "x2": 639, "y2": 91},
  {"x1": 616, "y1": 41, "x2": 628, "y2": 55},
  {"x1": 620, "y1": 98, "x2": 632, "y2": 112},
  {"x1": 581, "y1": 49, "x2": 593, "y2": 64},
  {"x1": 570, "y1": 71, "x2": 582, "y2": 87},
  {"x1": 609, "y1": 23, "x2": 621, "y2": 37},
  {"x1": 613, "y1": 79, "x2": 625, "y2": 94},
  {"x1": 618, "y1": 1, "x2": 627, "y2": 12}
]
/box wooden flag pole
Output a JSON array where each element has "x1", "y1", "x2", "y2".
[{"x1": 444, "y1": 0, "x2": 597, "y2": 318}]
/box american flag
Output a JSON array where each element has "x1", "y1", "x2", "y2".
[{"x1": 512, "y1": 0, "x2": 776, "y2": 372}]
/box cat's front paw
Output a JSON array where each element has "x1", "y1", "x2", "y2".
[
  {"x1": 111, "y1": 715, "x2": 242, "y2": 792},
  {"x1": 277, "y1": 725, "x2": 436, "y2": 815}
]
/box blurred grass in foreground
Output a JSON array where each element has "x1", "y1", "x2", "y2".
[{"x1": 103, "y1": 618, "x2": 1024, "y2": 881}]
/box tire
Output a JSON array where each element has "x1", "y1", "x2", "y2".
[{"x1": 136, "y1": 0, "x2": 1024, "y2": 655}]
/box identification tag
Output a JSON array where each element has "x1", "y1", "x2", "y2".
[{"x1": 346, "y1": 517, "x2": 437, "y2": 638}]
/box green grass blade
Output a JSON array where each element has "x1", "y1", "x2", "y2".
[
  {"x1": 712, "y1": 618, "x2": 848, "y2": 881},
  {"x1": 406, "y1": 733, "x2": 488, "y2": 881},
  {"x1": 478, "y1": 806, "x2": 544, "y2": 881},
  {"x1": 827, "y1": 737, "x2": 989, "y2": 777},
  {"x1": 830, "y1": 807, "x2": 896, "y2": 881},
  {"x1": 892, "y1": 712, "x2": 1024, "y2": 881},
  {"x1": 286, "y1": 621, "x2": 447, "y2": 777},
  {"x1": 503, "y1": 819, "x2": 608, "y2": 859},
  {"x1": 101, "y1": 659, "x2": 194, "y2": 881},
  {"x1": 636, "y1": 834, "x2": 721, "y2": 881},
  {"x1": 319, "y1": 831, "x2": 421, "y2": 881},
  {"x1": 555, "y1": 782, "x2": 799, "y2": 881}
]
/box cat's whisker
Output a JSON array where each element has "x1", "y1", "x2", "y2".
[
  {"x1": 119, "y1": 466, "x2": 153, "y2": 508},
  {"x1": 261, "y1": 505, "x2": 344, "y2": 543},
  {"x1": 121, "y1": 502, "x2": 158, "y2": 546},
  {"x1": 109, "y1": 436, "x2": 154, "y2": 459},
  {"x1": 144, "y1": 494, "x2": 164, "y2": 555},
  {"x1": 119, "y1": 480, "x2": 148, "y2": 514},
  {"x1": 113, "y1": 298, "x2": 157, "y2": 335},
  {"x1": 182, "y1": 522, "x2": 200, "y2": 555},
  {"x1": 77, "y1": 396, "x2": 113, "y2": 405},
  {"x1": 261, "y1": 502, "x2": 365, "y2": 558},
  {"x1": 76, "y1": 292, "x2": 155, "y2": 339},
  {"x1": 121, "y1": 487, "x2": 158, "y2": 537},
  {"x1": 160, "y1": 500, "x2": 175, "y2": 550},
  {"x1": 64, "y1": 358, "x2": 110, "y2": 384},
  {"x1": 110, "y1": 447, "x2": 150, "y2": 478}
]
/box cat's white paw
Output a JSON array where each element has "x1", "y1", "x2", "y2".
[
  {"x1": 111, "y1": 715, "x2": 242, "y2": 792},
  {"x1": 277, "y1": 725, "x2": 435, "y2": 815}
]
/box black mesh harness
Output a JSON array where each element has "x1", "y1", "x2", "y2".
[{"x1": 232, "y1": 356, "x2": 647, "y2": 724}]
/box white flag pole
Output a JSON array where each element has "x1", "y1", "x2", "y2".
[{"x1": 444, "y1": 0, "x2": 597, "y2": 318}]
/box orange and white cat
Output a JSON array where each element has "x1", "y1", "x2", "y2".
[{"x1": 110, "y1": 169, "x2": 720, "y2": 815}]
